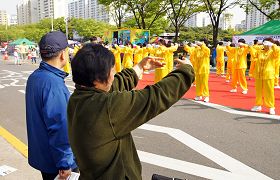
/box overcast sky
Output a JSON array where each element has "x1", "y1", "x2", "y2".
[{"x1": 1, "y1": 0, "x2": 246, "y2": 25}]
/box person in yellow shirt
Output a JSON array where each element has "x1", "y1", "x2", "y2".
[
  {"x1": 133, "y1": 44, "x2": 143, "y2": 65},
  {"x1": 251, "y1": 38, "x2": 279, "y2": 115},
  {"x1": 110, "y1": 44, "x2": 122, "y2": 72},
  {"x1": 121, "y1": 42, "x2": 134, "y2": 68},
  {"x1": 228, "y1": 39, "x2": 249, "y2": 94},
  {"x1": 142, "y1": 43, "x2": 150, "y2": 58},
  {"x1": 274, "y1": 41, "x2": 280, "y2": 88},
  {"x1": 147, "y1": 44, "x2": 155, "y2": 57},
  {"x1": 216, "y1": 42, "x2": 226, "y2": 77},
  {"x1": 225, "y1": 42, "x2": 235, "y2": 82},
  {"x1": 184, "y1": 42, "x2": 197, "y2": 86},
  {"x1": 193, "y1": 41, "x2": 210, "y2": 102},
  {"x1": 248, "y1": 40, "x2": 262, "y2": 79},
  {"x1": 165, "y1": 41, "x2": 178, "y2": 72},
  {"x1": 154, "y1": 40, "x2": 168, "y2": 83}
]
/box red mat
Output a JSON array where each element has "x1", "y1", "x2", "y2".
[{"x1": 136, "y1": 72, "x2": 280, "y2": 115}]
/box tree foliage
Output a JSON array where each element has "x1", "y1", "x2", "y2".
[
  {"x1": 240, "y1": 0, "x2": 280, "y2": 20},
  {"x1": 200, "y1": 0, "x2": 239, "y2": 47},
  {"x1": 122, "y1": 0, "x2": 169, "y2": 29},
  {"x1": 0, "y1": 18, "x2": 114, "y2": 43},
  {"x1": 123, "y1": 16, "x2": 169, "y2": 35},
  {"x1": 166, "y1": 0, "x2": 200, "y2": 42},
  {"x1": 98, "y1": 0, "x2": 127, "y2": 28}
]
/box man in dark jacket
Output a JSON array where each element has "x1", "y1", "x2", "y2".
[
  {"x1": 68, "y1": 44, "x2": 194, "y2": 179},
  {"x1": 25, "y1": 31, "x2": 77, "y2": 180}
]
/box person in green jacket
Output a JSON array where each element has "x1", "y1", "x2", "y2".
[{"x1": 68, "y1": 43, "x2": 195, "y2": 180}]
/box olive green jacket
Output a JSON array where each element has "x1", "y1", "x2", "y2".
[{"x1": 67, "y1": 65, "x2": 194, "y2": 180}]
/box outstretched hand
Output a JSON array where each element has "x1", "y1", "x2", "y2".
[
  {"x1": 139, "y1": 56, "x2": 166, "y2": 71},
  {"x1": 174, "y1": 58, "x2": 192, "y2": 68}
]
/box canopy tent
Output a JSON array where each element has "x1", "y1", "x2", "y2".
[
  {"x1": 233, "y1": 20, "x2": 280, "y2": 44},
  {"x1": 9, "y1": 38, "x2": 36, "y2": 46}
]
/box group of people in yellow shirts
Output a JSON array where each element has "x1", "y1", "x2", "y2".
[
  {"x1": 214, "y1": 38, "x2": 280, "y2": 115},
  {"x1": 69, "y1": 37, "x2": 279, "y2": 115}
]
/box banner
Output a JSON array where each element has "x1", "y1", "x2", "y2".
[{"x1": 232, "y1": 35, "x2": 280, "y2": 45}]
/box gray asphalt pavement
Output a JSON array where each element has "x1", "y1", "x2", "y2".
[{"x1": 0, "y1": 57, "x2": 279, "y2": 180}]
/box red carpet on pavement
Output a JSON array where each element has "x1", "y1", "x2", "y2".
[{"x1": 136, "y1": 72, "x2": 280, "y2": 115}]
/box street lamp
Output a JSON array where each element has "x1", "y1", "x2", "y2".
[{"x1": 64, "y1": 17, "x2": 69, "y2": 39}]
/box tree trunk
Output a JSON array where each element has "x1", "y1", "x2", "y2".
[
  {"x1": 118, "y1": 10, "x2": 121, "y2": 28},
  {"x1": 213, "y1": 23, "x2": 219, "y2": 47},
  {"x1": 175, "y1": 25, "x2": 179, "y2": 43},
  {"x1": 141, "y1": 17, "x2": 146, "y2": 29}
]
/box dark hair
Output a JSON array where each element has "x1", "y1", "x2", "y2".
[
  {"x1": 230, "y1": 43, "x2": 235, "y2": 47},
  {"x1": 275, "y1": 41, "x2": 280, "y2": 46},
  {"x1": 238, "y1": 38, "x2": 246, "y2": 43},
  {"x1": 158, "y1": 39, "x2": 166, "y2": 46},
  {"x1": 218, "y1": 42, "x2": 223, "y2": 46},
  {"x1": 71, "y1": 44, "x2": 115, "y2": 87},
  {"x1": 263, "y1": 37, "x2": 274, "y2": 44},
  {"x1": 137, "y1": 43, "x2": 143, "y2": 48},
  {"x1": 89, "y1": 36, "x2": 97, "y2": 42},
  {"x1": 41, "y1": 50, "x2": 63, "y2": 61},
  {"x1": 166, "y1": 41, "x2": 172, "y2": 47},
  {"x1": 200, "y1": 38, "x2": 208, "y2": 45},
  {"x1": 253, "y1": 39, "x2": 258, "y2": 45}
]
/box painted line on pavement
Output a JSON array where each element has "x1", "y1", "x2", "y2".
[
  {"x1": 193, "y1": 100, "x2": 280, "y2": 120},
  {"x1": 0, "y1": 123, "x2": 274, "y2": 179},
  {"x1": 0, "y1": 126, "x2": 28, "y2": 158},
  {"x1": 138, "y1": 124, "x2": 272, "y2": 180},
  {"x1": 138, "y1": 150, "x2": 255, "y2": 180}
]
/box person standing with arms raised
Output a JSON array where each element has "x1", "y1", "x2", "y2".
[{"x1": 67, "y1": 44, "x2": 194, "y2": 179}]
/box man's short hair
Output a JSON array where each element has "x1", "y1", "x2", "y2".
[
  {"x1": 39, "y1": 31, "x2": 68, "y2": 61},
  {"x1": 238, "y1": 38, "x2": 246, "y2": 44},
  {"x1": 89, "y1": 36, "x2": 97, "y2": 43},
  {"x1": 71, "y1": 44, "x2": 115, "y2": 87}
]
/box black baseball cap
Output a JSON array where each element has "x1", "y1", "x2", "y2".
[{"x1": 39, "y1": 31, "x2": 68, "y2": 54}]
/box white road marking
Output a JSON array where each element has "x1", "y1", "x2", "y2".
[
  {"x1": 18, "y1": 90, "x2": 25, "y2": 94},
  {"x1": 138, "y1": 151, "x2": 255, "y2": 180},
  {"x1": 138, "y1": 124, "x2": 272, "y2": 180},
  {"x1": 194, "y1": 101, "x2": 280, "y2": 120},
  {"x1": 0, "y1": 85, "x2": 4, "y2": 88}
]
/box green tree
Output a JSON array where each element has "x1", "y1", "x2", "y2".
[
  {"x1": 98, "y1": 0, "x2": 127, "y2": 28},
  {"x1": 166, "y1": 0, "x2": 200, "y2": 42},
  {"x1": 124, "y1": 0, "x2": 169, "y2": 29},
  {"x1": 71, "y1": 18, "x2": 114, "y2": 39},
  {"x1": 123, "y1": 16, "x2": 169, "y2": 36},
  {"x1": 200, "y1": 0, "x2": 239, "y2": 47}
]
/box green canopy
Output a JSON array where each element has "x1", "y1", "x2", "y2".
[
  {"x1": 9, "y1": 38, "x2": 36, "y2": 45},
  {"x1": 240, "y1": 20, "x2": 280, "y2": 35}
]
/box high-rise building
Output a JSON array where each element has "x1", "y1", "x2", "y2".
[
  {"x1": 17, "y1": 0, "x2": 67, "y2": 25},
  {"x1": 0, "y1": 10, "x2": 8, "y2": 26},
  {"x1": 68, "y1": 0, "x2": 109, "y2": 23},
  {"x1": 17, "y1": 0, "x2": 38, "y2": 25},
  {"x1": 245, "y1": 0, "x2": 279, "y2": 30},
  {"x1": 87, "y1": 0, "x2": 109, "y2": 22},
  {"x1": 68, "y1": 0, "x2": 86, "y2": 19},
  {"x1": 219, "y1": 12, "x2": 233, "y2": 30},
  {"x1": 8, "y1": 15, "x2": 18, "y2": 25},
  {"x1": 235, "y1": 20, "x2": 246, "y2": 31},
  {"x1": 185, "y1": 14, "x2": 197, "y2": 27},
  {"x1": 38, "y1": 0, "x2": 68, "y2": 21}
]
